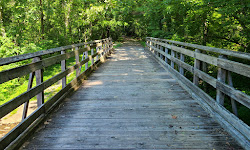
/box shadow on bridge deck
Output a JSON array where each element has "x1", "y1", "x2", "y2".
[{"x1": 21, "y1": 42, "x2": 242, "y2": 149}]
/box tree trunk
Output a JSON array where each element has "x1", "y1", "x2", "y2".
[
  {"x1": 0, "y1": 4, "x2": 6, "y2": 37},
  {"x1": 40, "y1": 0, "x2": 45, "y2": 39},
  {"x1": 202, "y1": 11, "x2": 209, "y2": 92},
  {"x1": 65, "y1": 0, "x2": 72, "y2": 40}
]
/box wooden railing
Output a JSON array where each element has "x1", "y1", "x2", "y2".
[
  {"x1": 0, "y1": 37, "x2": 113, "y2": 150},
  {"x1": 146, "y1": 37, "x2": 250, "y2": 149}
]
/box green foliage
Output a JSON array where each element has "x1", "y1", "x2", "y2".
[{"x1": 0, "y1": 0, "x2": 249, "y2": 124}]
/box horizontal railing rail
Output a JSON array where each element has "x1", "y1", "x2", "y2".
[
  {"x1": 0, "y1": 39, "x2": 105, "y2": 66},
  {"x1": 146, "y1": 37, "x2": 250, "y2": 149},
  {"x1": 0, "y1": 37, "x2": 113, "y2": 150}
]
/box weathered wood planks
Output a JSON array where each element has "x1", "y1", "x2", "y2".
[
  {"x1": 22, "y1": 42, "x2": 242, "y2": 150},
  {"x1": 146, "y1": 39, "x2": 250, "y2": 110},
  {"x1": 146, "y1": 37, "x2": 250, "y2": 149},
  {"x1": 0, "y1": 38, "x2": 109, "y2": 66},
  {"x1": 0, "y1": 37, "x2": 113, "y2": 150}
]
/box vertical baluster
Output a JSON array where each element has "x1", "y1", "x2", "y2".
[
  {"x1": 149, "y1": 40, "x2": 152, "y2": 52},
  {"x1": 216, "y1": 55, "x2": 227, "y2": 105},
  {"x1": 179, "y1": 46, "x2": 185, "y2": 75},
  {"x1": 61, "y1": 50, "x2": 66, "y2": 88},
  {"x1": 100, "y1": 41, "x2": 104, "y2": 62},
  {"x1": 202, "y1": 51, "x2": 208, "y2": 92},
  {"x1": 103, "y1": 40, "x2": 106, "y2": 60},
  {"x1": 156, "y1": 40, "x2": 159, "y2": 56},
  {"x1": 156, "y1": 41, "x2": 158, "y2": 57},
  {"x1": 85, "y1": 45, "x2": 89, "y2": 70},
  {"x1": 22, "y1": 59, "x2": 35, "y2": 120},
  {"x1": 91, "y1": 46, "x2": 94, "y2": 65},
  {"x1": 160, "y1": 45, "x2": 163, "y2": 59},
  {"x1": 107, "y1": 38, "x2": 110, "y2": 54},
  {"x1": 79, "y1": 52, "x2": 85, "y2": 72},
  {"x1": 105, "y1": 39, "x2": 107, "y2": 56},
  {"x1": 171, "y1": 44, "x2": 175, "y2": 68},
  {"x1": 193, "y1": 49, "x2": 201, "y2": 86},
  {"x1": 34, "y1": 57, "x2": 44, "y2": 107},
  {"x1": 96, "y1": 43, "x2": 99, "y2": 61},
  {"x1": 75, "y1": 47, "x2": 80, "y2": 77},
  {"x1": 227, "y1": 71, "x2": 238, "y2": 116},
  {"x1": 103, "y1": 39, "x2": 106, "y2": 56},
  {"x1": 165, "y1": 45, "x2": 168, "y2": 64},
  {"x1": 153, "y1": 40, "x2": 156, "y2": 55}
]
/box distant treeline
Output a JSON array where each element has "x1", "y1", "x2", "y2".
[{"x1": 0, "y1": 0, "x2": 249, "y2": 59}]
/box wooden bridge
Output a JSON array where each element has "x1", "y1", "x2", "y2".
[{"x1": 0, "y1": 37, "x2": 249, "y2": 149}]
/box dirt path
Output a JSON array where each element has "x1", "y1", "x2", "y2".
[
  {"x1": 0, "y1": 101, "x2": 37, "y2": 138},
  {"x1": 0, "y1": 79, "x2": 62, "y2": 138}
]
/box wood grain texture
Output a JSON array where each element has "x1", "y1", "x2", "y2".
[
  {"x1": 227, "y1": 71, "x2": 238, "y2": 116},
  {"x1": 0, "y1": 57, "x2": 90, "y2": 119},
  {"x1": 61, "y1": 50, "x2": 66, "y2": 88},
  {"x1": 147, "y1": 40, "x2": 248, "y2": 108},
  {"x1": 218, "y1": 57, "x2": 250, "y2": 78},
  {"x1": 146, "y1": 41, "x2": 249, "y2": 149},
  {"x1": 148, "y1": 37, "x2": 250, "y2": 60},
  {"x1": 34, "y1": 57, "x2": 44, "y2": 107},
  {"x1": 0, "y1": 38, "x2": 110, "y2": 66},
  {"x1": 216, "y1": 55, "x2": 227, "y2": 106},
  {"x1": 193, "y1": 49, "x2": 201, "y2": 86},
  {"x1": 0, "y1": 45, "x2": 112, "y2": 120},
  {"x1": 0, "y1": 48, "x2": 87, "y2": 84},
  {"x1": 22, "y1": 42, "x2": 242, "y2": 150}
]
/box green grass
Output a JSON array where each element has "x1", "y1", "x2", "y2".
[
  {"x1": 0, "y1": 42, "x2": 120, "y2": 108},
  {"x1": 139, "y1": 41, "x2": 146, "y2": 47},
  {"x1": 0, "y1": 52, "x2": 91, "y2": 107},
  {"x1": 113, "y1": 42, "x2": 122, "y2": 48}
]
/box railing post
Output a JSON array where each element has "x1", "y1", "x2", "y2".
[
  {"x1": 149, "y1": 40, "x2": 152, "y2": 52},
  {"x1": 96, "y1": 44, "x2": 99, "y2": 62},
  {"x1": 227, "y1": 71, "x2": 238, "y2": 116},
  {"x1": 85, "y1": 46, "x2": 89, "y2": 70},
  {"x1": 103, "y1": 40, "x2": 105, "y2": 59},
  {"x1": 160, "y1": 45, "x2": 163, "y2": 60},
  {"x1": 216, "y1": 55, "x2": 227, "y2": 105},
  {"x1": 179, "y1": 46, "x2": 185, "y2": 75},
  {"x1": 100, "y1": 41, "x2": 104, "y2": 62},
  {"x1": 22, "y1": 60, "x2": 35, "y2": 120},
  {"x1": 202, "y1": 51, "x2": 208, "y2": 92},
  {"x1": 165, "y1": 47, "x2": 168, "y2": 64},
  {"x1": 91, "y1": 45, "x2": 94, "y2": 65},
  {"x1": 61, "y1": 50, "x2": 66, "y2": 88},
  {"x1": 153, "y1": 40, "x2": 156, "y2": 55},
  {"x1": 105, "y1": 39, "x2": 107, "y2": 56},
  {"x1": 107, "y1": 38, "x2": 110, "y2": 54},
  {"x1": 155, "y1": 40, "x2": 160, "y2": 57},
  {"x1": 193, "y1": 49, "x2": 200, "y2": 86},
  {"x1": 34, "y1": 57, "x2": 44, "y2": 107},
  {"x1": 156, "y1": 40, "x2": 159, "y2": 56},
  {"x1": 79, "y1": 51, "x2": 85, "y2": 72},
  {"x1": 171, "y1": 44, "x2": 175, "y2": 68},
  {"x1": 75, "y1": 47, "x2": 80, "y2": 77},
  {"x1": 104, "y1": 39, "x2": 107, "y2": 55}
]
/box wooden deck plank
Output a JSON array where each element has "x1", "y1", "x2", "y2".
[{"x1": 22, "y1": 43, "x2": 242, "y2": 149}]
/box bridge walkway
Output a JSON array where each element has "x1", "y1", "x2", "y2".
[{"x1": 22, "y1": 42, "x2": 242, "y2": 149}]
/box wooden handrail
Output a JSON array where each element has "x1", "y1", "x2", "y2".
[
  {"x1": 146, "y1": 37, "x2": 250, "y2": 149},
  {"x1": 0, "y1": 37, "x2": 113, "y2": 150},
  {"x1": 147, "y1": 37, "x2": 250, "y2": 60},
  {"x1": 0, "y1": 38, "x2": 110, "y2": 66}
]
